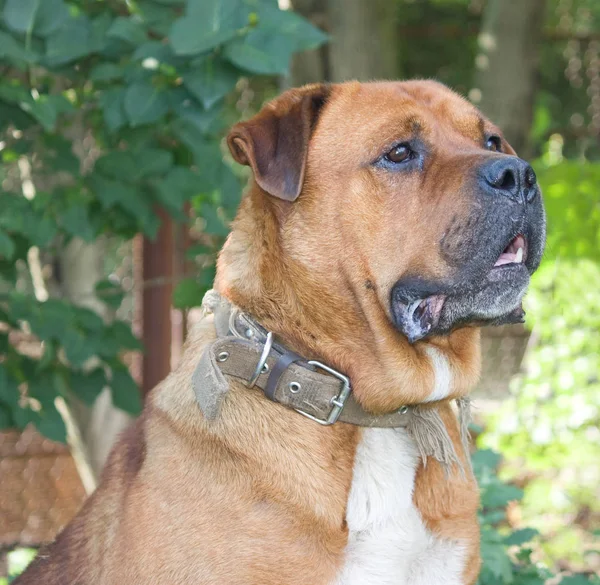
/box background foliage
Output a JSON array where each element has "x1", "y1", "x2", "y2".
[{"x1": 0, "y1": 0, "x2": 325, "y2": 441}]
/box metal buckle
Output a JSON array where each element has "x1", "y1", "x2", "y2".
[
  {"x1": 295, "y1": 361, "x2": 351, "y2": 426},
  {"x1": 248, "y1": 332, "x2": 273, "y2": 388}
]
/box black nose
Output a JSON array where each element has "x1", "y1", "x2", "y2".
[{"x1": 479, "y1": 157, "x2": 538, "y2": 204}]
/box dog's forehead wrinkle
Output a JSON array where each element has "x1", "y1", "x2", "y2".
[{"x1": 314, "y1": 95, "x2": 486, "y2": 167}]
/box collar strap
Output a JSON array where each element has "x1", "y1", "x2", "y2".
[{"x1": 196, "y1": 293, "x2": 413, "y2": 428}]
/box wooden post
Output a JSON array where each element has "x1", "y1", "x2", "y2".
[{"x1": 141, "y1": 210, "x2": 173, "y2": 396}]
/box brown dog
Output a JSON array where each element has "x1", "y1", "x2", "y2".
[{"x1": 16, "y1": 81, "x2": 545, "y2": 585}]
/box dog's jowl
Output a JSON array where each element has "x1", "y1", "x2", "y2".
[{"x1": 15, "y1": 81, "x2": 545, "y2": 585}]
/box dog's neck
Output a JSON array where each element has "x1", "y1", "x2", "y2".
[{"x1": 215, "y1": 186, "x2": 482, "y2": 413}]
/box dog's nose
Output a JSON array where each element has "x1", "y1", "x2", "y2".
[{"x1": 479, "y1": 157, "x2": 538, "y2": 204}]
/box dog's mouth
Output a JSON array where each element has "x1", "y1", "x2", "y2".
[
  {"x1": 391, "y1": 233, "x2": 534, "y2": 343},
  {"x1": 493, "y1": 234, "x2": 527, "y2": 268}
]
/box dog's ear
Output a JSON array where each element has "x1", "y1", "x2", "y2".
[{"x1": 227, "y1": 84, "x2": 330, "y2": 202}]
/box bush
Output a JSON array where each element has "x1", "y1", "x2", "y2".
[
  {"x1": 480, "y1": 157, "x2": 600, "y2": 575},
  {"x1": 0, "y1": 0, "x2": 326, "y2": 441}
]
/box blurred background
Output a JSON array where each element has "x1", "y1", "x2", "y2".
[{"x1": 0, "y1": 0, "x2": 598, "y2": 583}]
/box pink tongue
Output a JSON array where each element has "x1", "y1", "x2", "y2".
[{"x1": 494, "y1": 253, "x2": 517, "y2": 267}]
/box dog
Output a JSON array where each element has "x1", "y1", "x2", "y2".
[{"x1": 15, "y1": 80, "x2": 545, "y2": 585}]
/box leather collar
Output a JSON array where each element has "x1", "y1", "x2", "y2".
[{"x1": 194, "y1": 292, "x2": 413, "y2": 428}]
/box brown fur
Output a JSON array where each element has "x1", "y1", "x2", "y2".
[{"x1": 15, "y1": 81, "x2": 502, "y2": 584}]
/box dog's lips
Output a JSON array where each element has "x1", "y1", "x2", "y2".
[{"x1": 394, "y1": 294, "x2": 446, "y2": 343}]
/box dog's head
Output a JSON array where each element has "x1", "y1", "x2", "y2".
[{"x1": 227, "y1": 81, "x2": 545, "y2": 347}]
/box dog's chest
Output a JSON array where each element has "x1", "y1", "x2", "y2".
[{"x1": 332, "y1": 428, "x2": 466, "y2": 585}]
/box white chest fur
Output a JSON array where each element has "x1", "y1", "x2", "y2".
[{"x1": 333, "y1": 428, "x2": 466, "y2": 585}]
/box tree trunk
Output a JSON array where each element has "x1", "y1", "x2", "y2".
[
  {"x1": 59, "y1": 238, "x2": 132, "y2": 479},
  {"x1": 472, "y1": 0, "x2": 547, "y2": 157},
  {"x1": 327, "y1": 0, "x2": 398, "y2": 82},
  {"x1": 290, "y1": 0, "x2": 399, "y2": 85},
  {"x1": 141, "y1": 212, "x2": 174, "y2": 396},
  {"x1": 289, "y1": 0, "x2": 329, "y2": 86}
]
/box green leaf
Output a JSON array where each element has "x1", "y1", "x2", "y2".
[
  {"x1": 503, "y1": 528, "x2": 539, "y2": 547},
  {"x1": 0, "y1": 30, "x2": 38, "y2": 63},
  {"x1": 88, "y1": 174, "x2": 158, "y2": 236},
  {"x1": 73, "y1": 306, "x2": 105, "y2": 332},
  {"x1": 33, "y1": 0, "x2": 69, "y2": 37},
  {"x1": 37, "y1": 411, "x2": 67, "y2": 443},
  {"x1": 105, "y1": 321, "x2": 142, "y2": 351},
  {"x1": 255, "y1": 3, "x2": 328, "y2": 52},
  {"x1": 173, "y1": 277, "x2": 205, "y2": 309},
  {"x1": 0, "y1": 364, "x2": 19, "y2": 405},
  {"x1": 480, "y1": 509, "x2": 506, "y2": 525},
  {"x1": 29, "y1": 375, "x2": 59, "y2": 406},
  {"x1": 99, "y1": 87, "x2": 127, "y2": 131},
  {"x1": 95, "y1": 279, "x2": 124, "y2": 310},
  {"x1": 3, "y1": 0, "x2": 69, "y2": 38},
  {"x1": 134, "y1": 147, "x2": 174, "y2": 177},
  {"x1": 482, "y1": 482, "x2": 523, "y2": 510},
  {"x1": 17, "y1": 298, "x2": 74, "y2": 342},
  {"x1": 171, "y1": 123, "x2": 222, "y2": 184},
  {"x1": 110, "y1": 365, "x2": 142, "y2": 414},
  {"x1": 151, "y1": 166, "x2": 201, "y2": 213},
  {"x1": 169, "y1": 0, "x2": 248, "y2": 56},
  {"x1": 61, "y1": 326, "x2": 96, "y2": 367},
  {"x1": 0, "y1": 81, "x2": 32, "y2": 105},
  {"x1": 169, "y1": 88, "x2": 223, "y2": 135},
  {"x1": 3, "y1": 0, "x2": 39, "y2": 34},
  {"x1": 37, "y1": 341, "x2": 57, "y2": 373},
  {"x1": 124, "y1": 80, "x2": 169, "y2": 127},
  {"x1": 95, "y1": 148, "x2": 172, "y2": 181},
  {"x1": 59, "y1": 203, "x2": 95, "y2": 241},
  {"x1": 0, "y1": 230, "x2": 15, "y2": 259},
  {"x1": 224, "y1": 29, "x2": 293, "y2": 75},
  {"x1": 28, "y1": 216, "x2": 57, "y2": 248},
  {"x1": 219, "y1": 165, "x2": 241, "y2": 209},
  {"x1": 45, "y1": 15, "x2": 94, "y2": 66},
  {"x1": 201, "y1": 203, "x2": 230, "y2": 237},
  {"x1": 200, "y1": 264, "x2": 216, "y2": 288},
  {"x1": 480, "y1": 526, "x2": 514, "y2": 584},
  {"x1": 107, "y1": 16, "x2": 148, "y2": 46},
  {"x1": 560, "y1": 577, "x2": 597, "y2": 585},
  {"x1": 52, "y1": 369, "x2": 70, "y2": 396},
  {"x1": 44, "y1": 135, "x2": 80, "y2": 173},
  {"x1": 186, "y1": 243, "x2": 214, "y2": 258},
  {"x1": 71, "y1": 368, "x2": 106, "y2": 406},
  {"x1": 0, "y1": 333, "x2": 9, "y2": 355},
  {"x1": 90, "y1": 12, "x2": 111, "y2": 54},
  {"x1": 182, "y1": 56, "x2": 240, "y2": 109},
  {"x1": 90, "y1": 63, "x2": 124, "y2": 83},
  {"x1": 21, "y1": 94, "x2": 73, "y2": 131},
  {"x1": 0, "y1": 402, "x2": 12, "y2": 429},
  {"x1": 138, "y1": 2, "x2": 178, "y2": 36},
  {"x1": 89, "y1": 174, "x2": 138, "y2": 209},
  {"x1": 95, "y1": 150, "x2": 137, "y2": 180},
  {"x1": 472, "y1": 449, "x2": 502, "y2": 472}
]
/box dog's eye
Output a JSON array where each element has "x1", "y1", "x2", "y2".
[
  {"x1": 386, "y1": 144, "x2": 413, "y2": 164},
  {"x1": 485, "y1": 135, "x2": 502, "y2": 152}
]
